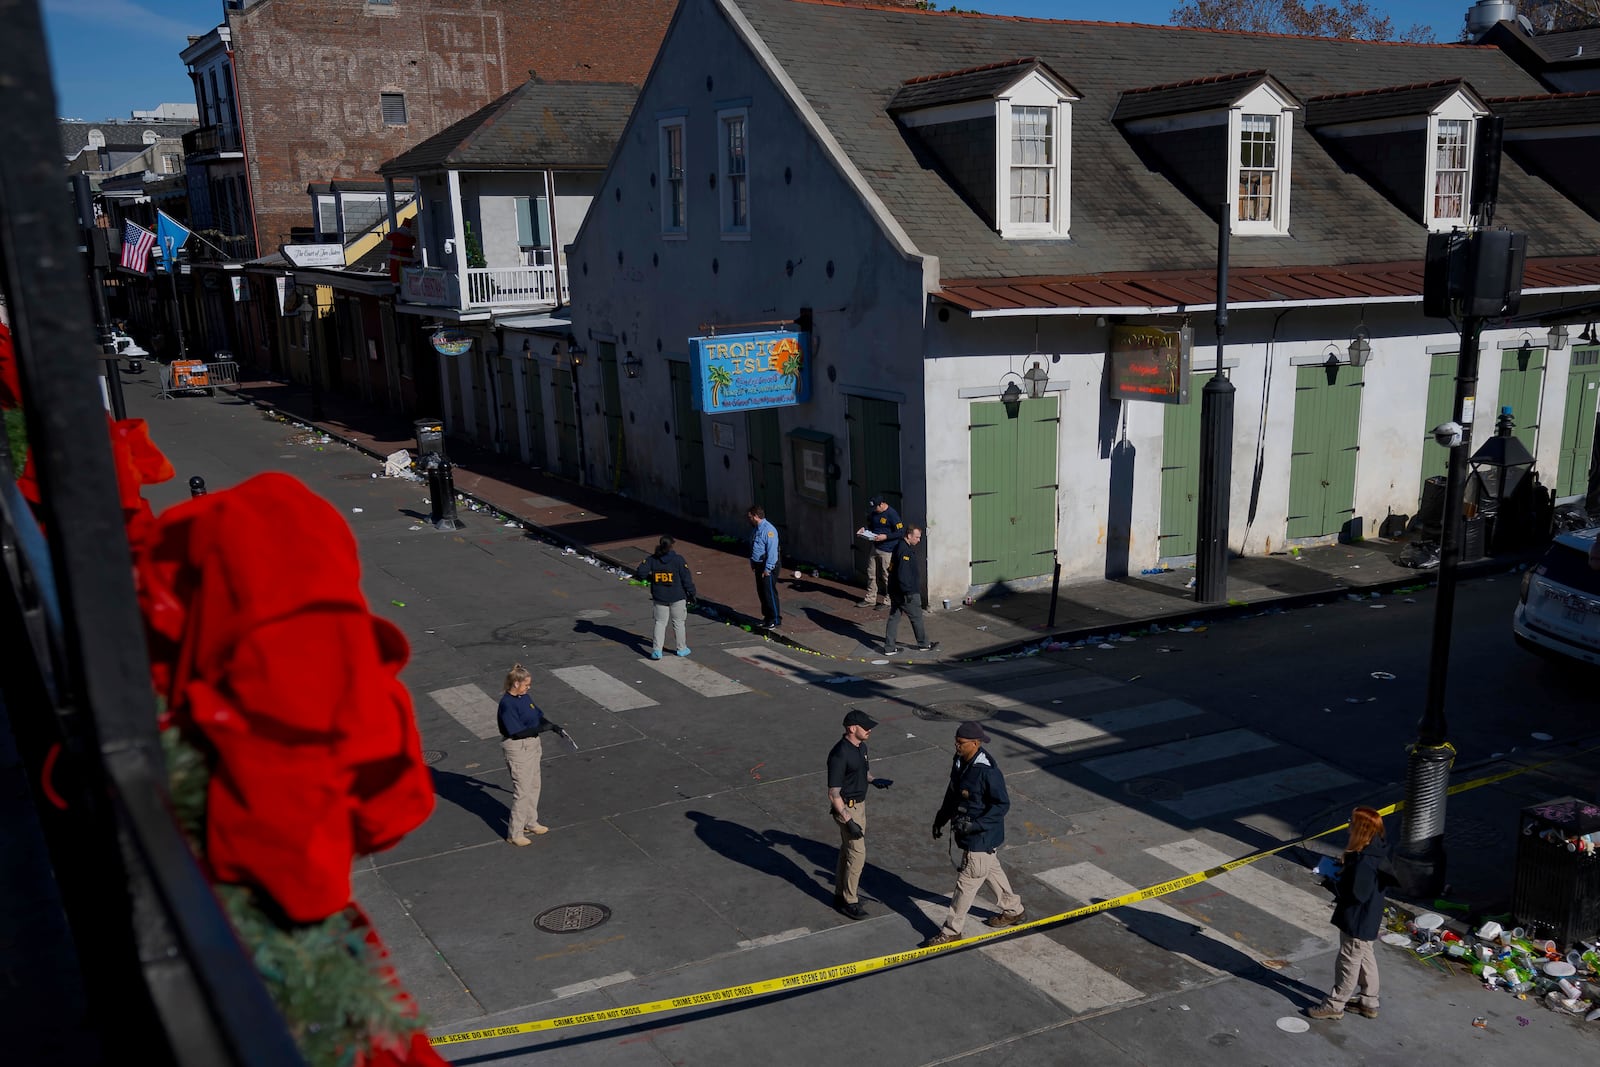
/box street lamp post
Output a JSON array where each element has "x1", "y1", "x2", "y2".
[
  {"x1": 298, "y1": 300, "x2": 323, "y2": 420},
  {"x1": 1195, "y1": 198, "x2": 1236, "y2": 604}
]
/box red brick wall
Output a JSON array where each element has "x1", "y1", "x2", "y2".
[{"x1": 228, "y1": 0, "x2": 676, "y2": 249}]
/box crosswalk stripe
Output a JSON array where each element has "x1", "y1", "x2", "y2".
[
  {"x1": 427, "y1": 683, "x2": 499, "y2": 739},
  {"x1": 549, "y1": 666, "x2": 658, "y2": 711},
  {"x1": 1080, "y1": 728, "x2": 1276, "y2": 781},
  {"x1": 982, "y1": 674, "x2": 1124, "y2": 710},
  {"x1": 871, "y1": 672, "x2": 943, "y2": 690},
  {"x1": 1011, "y1": 698, "x2": 1204, "y2": 748},
  {"x1": 641, "y1": 656, "x2": 751, "y2": 697},
  {"x1": 1035, "y1": 862, "x2": 1261, "y2": 974},
  {"x1": 724, "y1": 645, "x2": 836, "y2": 685},
  {"x1": 1145, "y1": 838, "x2": 1333, "y2": 941},
  {"x1": 1157, "y1": 763, "x2": 1359, "y2": 819},
  {"x1": 551, "y1": 971, "x2": 635, "y2": 999},
  {"x1": 912, "y1": 900, "x2": 1144, "y2": 1012}
]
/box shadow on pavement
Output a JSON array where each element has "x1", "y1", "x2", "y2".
[
  {"x1": 572, "y1": 618, "x2": 648, "y2": 655},
  {"x1": 762, "y1": 827, "x2": 944, "y2": 934},
  {"x1": 1110, "y1": 906, "x2": 1324, "y2": 1010},
  {"x1": 685, "y1": 811, "x2": 833, "y2": 907},
  {"x1": 430, "y1": 768, "x2": 511, "y2": 837},
  {"x1": 798, "y1": 605, "x2": 877, "y2": 649}
]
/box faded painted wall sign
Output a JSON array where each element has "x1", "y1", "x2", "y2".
[{"x1": 688, "y1": 330, "x2": 810, "y2": 413}]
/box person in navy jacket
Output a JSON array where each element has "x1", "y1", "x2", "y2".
[
  {"x1": 1309, "y1": 806, "x2": 1393, "y2": 1020},
  {"x1": 921, "y1": 721, "x2": 1024, "y2": 945},
  {"x1": 858, "y1": 494, "x2": 904, "y2": 608},
  {"x1": 497, "y1": 663, "x2": 565, "y2": 846},
  {"x1": 635, "y1": 535, "x2": 696, "y2": 660}
]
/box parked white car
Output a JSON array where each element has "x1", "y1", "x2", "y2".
[{"x1": 1514, "y1": 526, "x2": 1600, "y2": 667}]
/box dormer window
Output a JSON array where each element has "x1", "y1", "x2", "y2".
[
  {"x1": 888, "y1": 58, "x2": 1080, "y2": 240},
  {"x1": 1430, "y1": 118, "x2": 1472, "y2": 227},
  {"x1": 1115, "y1": 72, "x2": 1299, "y2": 238},
  {"x1": 1237, "y1": 114, "x2": 1278, "y2": 222},
  {"x1": 1227, "y1": 84, "x2": 1296, "y2": 234},
  {"x1": 1306, "y1": 80, "x2": 1487, "y2": 232}
]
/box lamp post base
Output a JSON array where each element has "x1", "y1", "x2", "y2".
[{"x1": 1391, "y1": 834, "x2": 1448, "y2": 901}]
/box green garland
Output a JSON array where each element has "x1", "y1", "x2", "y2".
[{"x1": 161, "y1": 728, "x2": 421, "y2": 1067}]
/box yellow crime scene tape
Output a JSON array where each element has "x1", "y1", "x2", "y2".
[{"x1": 431, "y1": 737, "x2": 1600, "y2": 1048}]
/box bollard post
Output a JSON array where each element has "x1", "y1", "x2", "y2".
[
  {"x1": 188, "y1": 476, "x2": 207, "y2": 498},
  {"x1": 423, "y1": 454, "x2": 459, "y2": 531}
]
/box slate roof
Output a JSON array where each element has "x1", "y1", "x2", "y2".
[
  {"x1": 728, "y1": 0, "x2": 1600, "y2": 285},
  {"x1": 1111, "y1": 71, "x2": 1279, "y2": 123},
  {"x1": 1486, "y1": 21, "x2": 1600, "y2": 65},
  {"x1": 1490, "y1": 90, "x2": 1600, "y2": 129},
  {"x1": 888, "y1": 58, "x2": 1078, "y2": 112},
  {"x1": 1305, "y1": 80, "x2": 1474, "y2": 128},
  {"x1": 380, "y1": 80, "x2": 638, "y2": 176},
  {"x1": 58, "y1": 119, "x2": 195, "y2": 158}
]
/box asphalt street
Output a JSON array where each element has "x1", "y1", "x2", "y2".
[{"x1": 126, "y1": 370, "x2": 1600, "y2": 1066}]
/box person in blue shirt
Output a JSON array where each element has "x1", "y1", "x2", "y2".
[
  {"x1": 747, "y1": 504, "x2": 782, "y2": 629},
  {"x1": 858, "y1": 494, "x2": 905, "y2": 608},
  {"x1": 497, "y1": 663, "x2": 565, "y2": 846}
]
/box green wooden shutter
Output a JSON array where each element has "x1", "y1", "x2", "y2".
[
  {"x1": 1288, "y1": 362, "x2": 1363, "y2": 539},
  {"x1": 1421, "y1": 351, "x2": 1458, "y2": 495},
  {"x1": 1159, "y1": 391, "x2": 1203, "y2": 557},
  {"x1": 1555, "y1": 348, "x2": 1600, "y2": 496},
  {"x1": 1497, "y1": 345, "x2": 1545, "y2": 456},
  {"x1": 969, "y1": 397, "x2": 1057, "y2": 584}
]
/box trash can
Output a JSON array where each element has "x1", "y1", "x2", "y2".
[
  {"x1": 1511, "y1": 797, "x2": 1600, "y2": 949},
  {"x1": 414, "y1": 418, "x2": 446, "y2": 462}
]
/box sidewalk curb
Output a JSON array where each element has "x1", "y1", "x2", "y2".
[{"x1": 961, "y1": 554, "x2": 1535, "y2": 661}]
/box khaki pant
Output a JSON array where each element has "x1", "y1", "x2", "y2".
[
  {"x1": 863, "y1": 549, "x2": 892, "y2": 603},
  {"x1": 940, "y1": 849, "x2": 1021, "y2": 936},
  {"x1": 651, "y1": 599, "x2": 687, "y2": 655},
  {"x1": 502, "y1": 735, "x2": 543, "y2": 837},
  {"x1": 834, "y1": 799, "x2": 866, "y2": 904},
  {"x1": 1323, "y1": 933, "x2": 1380, "y2": 1012}
]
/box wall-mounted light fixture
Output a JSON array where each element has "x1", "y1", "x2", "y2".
[
  {"x1": 622, "y1": 350, "x2": 642, "y2": 378},
  {"x1": 1546, "y1": 323, "x2": 1568, "y2": 351},
  {"x1": 1580, "y1": 322, "x2": 1598, "y2": 345},
  {"x1": 566, "y1": 333, "x2": 586, "y2": 366},
  {"x1": 1023, "y1": 360, "x2": 1049, "y2": 399},
  {"x1": 1347, "y1": 323, "x2": 1372, "y2": 368}
]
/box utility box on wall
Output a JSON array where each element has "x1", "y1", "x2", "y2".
[{"x1": 789, "y1": 429, "x2": 836, "y2": 507}]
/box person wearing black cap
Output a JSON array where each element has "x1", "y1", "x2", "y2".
[
  {"x1": 827, "y1": 708, "x2": 892, "y2": 919},
  {"x1": 921, "y1": 721, "x2": 1023, "y2": 946},
  {"x1": 857, "y1": 494, "x2": 904, "y2": 608}
]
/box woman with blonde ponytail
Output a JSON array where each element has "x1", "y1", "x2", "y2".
[{"x1": 496, "y1": 663, "x2": 564, "y2": 846}]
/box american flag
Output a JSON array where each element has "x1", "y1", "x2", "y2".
[{"x1": 120, "y1": 220, "x2": 156, "y2": 272}]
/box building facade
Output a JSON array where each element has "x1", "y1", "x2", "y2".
[{"x1": 565, "y1": 0, "x2": 1600, "y2": 602}]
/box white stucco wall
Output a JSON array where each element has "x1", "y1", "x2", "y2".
[
  {"x1": 567, "y1": 0, "x2": 928, "y2": 572},
  {"x1": 920, "y1": 298, "x2": 1582, "y2": 600}
]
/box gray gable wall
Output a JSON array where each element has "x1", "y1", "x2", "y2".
[
  {"x1": 1316, "y1": 129, "x2": 1430, "y2": 224},
  {"x1": 728, "y1": 0, "x2": 1600, "y2": 281},
  {"x1": 912, "y1": 116, "x2": 998, "y2": 228}
]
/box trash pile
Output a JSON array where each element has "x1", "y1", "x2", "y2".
[{"x1": 1383, "y1": 909, "x2": 1600, "y2": 1022}]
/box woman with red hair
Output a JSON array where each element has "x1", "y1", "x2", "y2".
[{"x1": 1308, "y1": 806, "x2": 1392, "y2": 1021}]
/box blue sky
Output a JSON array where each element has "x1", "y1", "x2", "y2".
[{"x1": 44, "y1": 0, "x2": 1473, "y2": 122}]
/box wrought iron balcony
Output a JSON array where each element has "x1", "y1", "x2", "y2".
[{"x1": 181, "y1": 123, "x2": 243, "y2": 159}]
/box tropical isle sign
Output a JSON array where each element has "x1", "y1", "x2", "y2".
[
  {"x1": 688, "y1": 330, "x2": 810, "y2": 413},
  {"x1": 1106, "y1": 324, "x2": 1190, "y2": 404}
]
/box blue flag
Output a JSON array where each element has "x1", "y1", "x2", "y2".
[{"x1": 156, "y1": 210, "x2": 192, "y2": 272}]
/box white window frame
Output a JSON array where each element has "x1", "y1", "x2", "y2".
[
  {"x1": 658, "y1": 117, "x2": 687, "y2": 239},
  {"x1": 1425, "y1": 95, "x2": 1483, "y2": 231},
  {"x1": 996, "y1": 73, "x2": 1075, "y2": 239},
  {"x1": 1228, "y1": 85, "x2": 1296, "y2": 236},
  {"x1": 718, "y1": 107, "x2": 750, "y2": 238}
]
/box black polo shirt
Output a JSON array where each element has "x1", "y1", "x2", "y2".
[{"x1": 826, "y1": 736, "x2": 869, "y2": 802}]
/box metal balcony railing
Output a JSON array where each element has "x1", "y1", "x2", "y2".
[
  {"x1": 181, "y1": 123, "x2": 243, "y2": 158},
  {"x1": 464, "y1": 264, "x2": 565, "y2": 308}
]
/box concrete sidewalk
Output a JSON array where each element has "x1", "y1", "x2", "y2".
[{"x1": 225, "y1": 373, "x2": 1520, "y2": 663}]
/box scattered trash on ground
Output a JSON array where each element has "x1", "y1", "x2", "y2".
[
  {"x1": 390, "y1": 600, "x2": 405, "y2": 608},
  {"x1": 1531, "y1": 732, "x2": 1554, "y2": 741},
  {"x1": 1371, "y1": 671, "x2": 1396, "y2": 680}
]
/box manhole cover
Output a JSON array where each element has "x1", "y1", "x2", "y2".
[
  {"x1": 422, "y1": 749, "x2": 446, "y2": 765},
  {"x1": 574, "y1": 609, "x2": 611, "y2": 620},
  {"x1": 1124, "y1": 777, "x2": 1184, "y2": 801},
  {"x1": 534, "y1": 902, "x2": 612, "y2": 934},
  {"x1": 915, "y1": 700, "x2": 995, "y2": 722},
  {"x1": 862, "y1": 671, "x2": 899, "y2": 681},
  {"x1": 491, "y1": 621, "x2": 551, "y2": 643}
]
